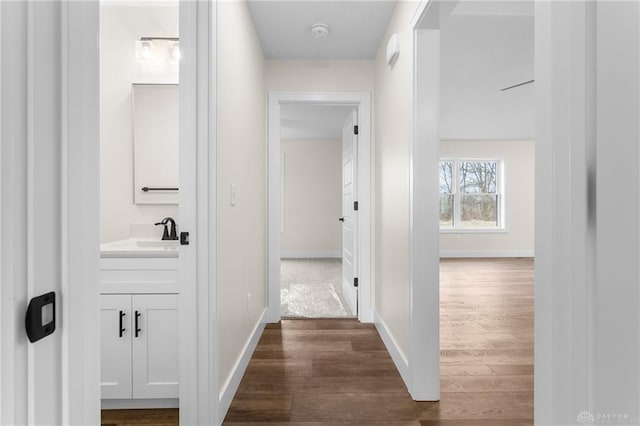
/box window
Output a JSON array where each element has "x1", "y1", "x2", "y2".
[{"x1": 439, "y1": 160, "x2": 502, "y2": 230}]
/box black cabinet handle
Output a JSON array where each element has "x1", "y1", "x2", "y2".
[
  {"x1": 338, "y1": 217, "x2": 345, "y2": 222},
  {"x1": 135, "y1": 311, "x2": 141, "y2": 338},
  {"x1": 119, "y1": 310, "x2": 126, "y2": 338}
]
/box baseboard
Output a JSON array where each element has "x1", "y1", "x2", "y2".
[
  {"x1": 280, "y1": 250, "x2": 341, "y2": 259},
  {"x1": 440, "y1": 250, "x2": 534, "y2": 258},
  {"x1": 373, "y1": 309, "x2": 410, "y2": 389},
  {"x1": 218, "y1": 308, "x2": 267, "y2": 419},
  {"x1": 101, "y1": 398, "x2": 178, "y2": 409}
]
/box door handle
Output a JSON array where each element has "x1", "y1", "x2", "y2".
[
  {"x1": 338, "y1": 217, "x2": 345, "y2": 222},
  {"x1": 135, "y1": 311, "x2": 141, "y2": 338},
  {"x1": 119, "y1": 310, "x2": 126, "y2": 338}
]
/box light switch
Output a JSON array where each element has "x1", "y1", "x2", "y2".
[{"x1": 230, "y1": 184, "x2": 237, "y2": 206}]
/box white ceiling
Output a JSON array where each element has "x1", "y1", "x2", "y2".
[
  {"x1": 451, "y1": 0, "x2": 534, "y2": 16},
  {"x1": 440, "y1": 12, "x2": 534, "y2": 140},
  {"x1": 281, "y1": 104, "x2": 354, "y2": 140},
  {"x1": 246, "y1": 1, "x2": 397, "y2": 59},
  {"x1": 252, "y1": 0, "x2": 533, "y2": 139}
]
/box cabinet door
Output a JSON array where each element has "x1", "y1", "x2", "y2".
[
  {"x1": 100, "y1": 295, "x2": 132, "y2": 399},
  {"x1": 132, "y1": 294, "x2": 179, "y2": 399}
]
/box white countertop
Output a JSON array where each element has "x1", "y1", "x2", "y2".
[{"x1": 100, "y1": 238, "x2": 180, "y2": 258}]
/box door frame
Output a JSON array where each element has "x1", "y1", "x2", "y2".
[
  {"x1": 178, "y1": 0, "x2": 219, "y2": 424},
  {"x1": 267, "y1": 92, "x2": 372, "y2": 323},
  {"x1": 409, "y1": 0, "x2": 601, "y2": 416},
  {"x1": 407, "y1": 0, "x2": 454, "y2": 401},
  {"x1": 0, "y1": 1, "x2": 219, "y2": 424}
]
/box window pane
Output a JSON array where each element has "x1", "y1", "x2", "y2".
[
  {"x1": 440, "y1": 194, "x2": 453, "y2": 227},
  {"x1": 439, "y1": 162, "x2": 453, "y2": 194},
  {"x1": 458, "y1": 161, "x2": 497, "y2": 194},
  {"x1": 459, "y1": 194, "x2": 498, "y2": 228}
]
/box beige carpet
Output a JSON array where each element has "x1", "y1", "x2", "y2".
[{"x1": 280, "y1": 258, "x2": 353, "y2": 318}]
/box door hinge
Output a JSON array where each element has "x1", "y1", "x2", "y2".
[
  {"x1": 354, "y1": 125, "x2": 359, "y2": 135},
  {"x1": 354, "y1": 277, "x2": 359, "y2": 287},
  {"x1": 354, "y1": 201, "x2": 359, "y2": 211}
]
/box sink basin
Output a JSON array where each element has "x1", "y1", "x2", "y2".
[
  {"x1": 135, "y1": 240, "x2": 180, "y2": 249},
  {"x1": 100, "y1": 238, "x2": 180, "y2": 258}
]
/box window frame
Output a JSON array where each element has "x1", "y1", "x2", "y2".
[{"x1": 439, "y1": 158, "x2": 505, "y2": 232}]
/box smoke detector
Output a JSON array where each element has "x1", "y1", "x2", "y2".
[{"x1": 311, "y1": 23, "x2": 329, "y2": 39}]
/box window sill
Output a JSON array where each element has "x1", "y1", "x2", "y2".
[{"x1": 440, "y1": 228, "x2": 508, "y2": 234}]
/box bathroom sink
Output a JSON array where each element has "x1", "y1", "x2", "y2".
[{"x1": 135, "y1": 240, "x2": 180, "y2": 249}]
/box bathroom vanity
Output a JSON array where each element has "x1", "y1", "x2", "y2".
[{"x1": 100, "y1": 239, "x2": 179, "y2": 409}]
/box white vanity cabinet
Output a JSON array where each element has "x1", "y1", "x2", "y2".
[
  {"x1": 101, "y1": 294, "x2": 178, "y2": 400},
  {"x1": 99, "y1": 256, "x2": 179, "y2": 408}
]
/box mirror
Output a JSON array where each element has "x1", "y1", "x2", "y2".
[{"x1": 132, "y1": 83, "x2": 178, "y2": 204}]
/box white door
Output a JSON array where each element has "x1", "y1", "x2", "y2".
[
  {"x1": 0, "y1": 2, "x2": 100, "y2": 424},
  {"x1": 132, "y1": 294, "x2": 179, "y2": 399},
  {"x1": 341, "y1": 111, "x2": 358, "y2": 316},
  {"x1": 100, "y1": 295, "x2": 133, "y2": 399}
]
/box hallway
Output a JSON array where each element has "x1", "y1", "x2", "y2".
[{"x1": 222, "y1": 258, "x2": 534, "y2": 424}]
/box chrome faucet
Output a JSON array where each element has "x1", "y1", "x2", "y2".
[{"x1": 155, "y1": 217, "x2": 178, "y2": 240}]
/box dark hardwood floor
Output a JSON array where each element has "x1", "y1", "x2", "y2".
[
  {"x1": 102, "y1": 408, "x2": 178, "y2": 426},
  {"x1": 102, "y1": 258, "x2": 534, "y2": 425}
]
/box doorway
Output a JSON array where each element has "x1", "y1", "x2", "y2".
[
  {"x1": 409, "y1": 0, "x2": 535, "y2": 406},
  {"x1": 98, "y1": 0, "x2": 220, "y2": 424},
  {"x1": 436, "y1": 9, "x2": 535, "y2": 413},
  {"x1": 267, "y1": 92, "x2": 372, "y2": 323},
  {"x1": 279, "y1": 104, "x2": 356, "y2": 318},
  {"x1": 98, "y1": 0, "x2": 180, "y2": 416}
]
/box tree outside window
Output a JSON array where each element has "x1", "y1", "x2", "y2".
[{"x1": 439, "y1": 160, "x2": 502, "y2": 229}]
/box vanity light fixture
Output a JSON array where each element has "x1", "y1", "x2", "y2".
[{"x1": 136, "y1": 37, "x2": 180, "y2": 62}]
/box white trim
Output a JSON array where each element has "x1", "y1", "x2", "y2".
[
  {"x1": 218, "y1": 309, "x2": 267, "y2": 419},
  {"x1": 0, "y1": 2, "x2": 29, "y2": 423},
  {"x1": 179, "y1": 1, "x2": 218, "y2": 424},
  {"x1": 61, "y1": 2, "x2": 100, "y2": 424},
  {"x1": 534, "y1": 2, "x2": 601, "y2": 422},
  {"x1": 0, "y1": 2, "x2": 4, "y2": 420},
  {"x1": 440, "y1": 228, "x2": 508, "y2": 234},
  {"x1": 373, "y1": 310, "x2": 410, "y2": 386},
  {"x1": 440, "y1": 250, "x2": 534, "y2": 258},
  {"x1": 267, "y1": 92, "x2": 372, "y2": 324},
  {"x1": 408, "y1": 2, "x2": 448, "y2": 401},
  {"x1": 101, "y1": 399, "x2": 178, "y2": 410},
  {"x1": 280, "y1": 251, "x2": 341, "y2": 259}
]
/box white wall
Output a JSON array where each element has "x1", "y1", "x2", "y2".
[
  {"x1": 373, "y1": 1, "x2": 417, "y2": 358},
  {"x1": 281, "y1": 140, "x2": 342, "y2": 257},
  {"x1": 439, "y1": 139, "x2": 534, "y2": 257},
  {"x1": 217, "y1": 0, "x2": 266, "y2": 396},
  {"x1": 437, "y1": 13, "x2": 534, "y2": 257},
  {"x1": 265, "y1": 60, "x2": 374, "y2": 92},
  {"x1": 100, "y1": 4, "x2": 179, "y2": 243},
  {"x1": 440, "y1": 15, "x2": 534, "y2": 140}
]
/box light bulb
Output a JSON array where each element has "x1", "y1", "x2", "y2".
[
  {"x1": 169, "y1": 42, "x2": 180, "y2": 61},
  {"x1": 136, "y1": 40, "x2": 153, "y2": 61}
]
